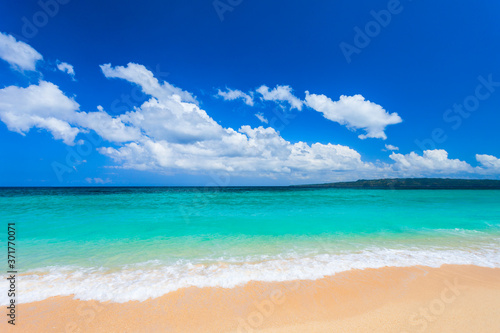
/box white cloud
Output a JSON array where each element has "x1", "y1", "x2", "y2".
[
  {"x1": 256, "y1": 85, "x2": 303, "y2": 110},
  {"x1": 389, "y1": 150, "x2": 473, "y2": 174},
  {"x1": 0, "y1": 80, "x2": 372, "y2": 177},
  {"x1": 98, "y1": 127, "x2": 372, "y2": 177},
  {"x1": 100, "y1": 63, "x2": 197, "y2": 104},
  {"x1": 93, "y1": 65, "x2": 375, "y2": 178},
  {"x1": 98, "y1": 116, "x2": 372, "y2": 176},
  {"x1": 385, "y1": 144, "x2": 399, "y2": 151},
  {"x1": 0, "y1": 32, "x2": 42, "y2": 71},
  {"x1": 0, "y1": 62, "x2": 368, "y2": 179},
  {"x1": 305, "y1": 93, "x2": 402, "y2": 140},
  {"x1": 119, "y1": 95, "x2": 226, "y2": 144},
  {"x1": 0, "y1": 81, "x2": 140, "y2": 145},
  {"x1": 217, "y1": 88, "x2": 254, "y2": 106},
  {"x1": 0, "y1": 81, "x2": 80, "y2": 145},
  {"x1": 255, "y1": 112, "x2": 268, "y2": 124},
  {"x1": 85, "y1": 177, "x2": 111, "y2": 184},
  {"x1": 476, "y1": 154, "x2": 500, "y2": 172},
  {"x1": 221, "y1": 85, "x2": 403, "y2": 141},
  {"x1": 74, "y1": 109, "x2": 142, "y2": 143},
  {"x1": 0, "y1": 58, "x2": 497, "y2": 181},
  {"x1": 57, "y1": 61, "x2": 75, "y2": 79}
]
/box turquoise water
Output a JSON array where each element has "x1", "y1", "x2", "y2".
[{"x1": 1, "y1": 187, "x2": 499, "y2": 303}]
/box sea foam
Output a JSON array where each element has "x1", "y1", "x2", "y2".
[{"x1": 1, "y1": 245, "x2": 499, "y2": 305}]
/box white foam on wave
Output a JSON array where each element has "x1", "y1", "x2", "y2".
[{"x1": 1, "y1": 245, "x2": 500, "y2": 305}]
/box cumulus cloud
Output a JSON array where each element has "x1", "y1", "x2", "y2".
[
  {"x1": 305, "y1": 93, "x2": 402, "y2": 140},
  {"x1": 256, "y1": 85, "x2": 303, "y2": 110},
  {"x1": 476, "y1": 154, "x2": 500, "y2": 172},
  {"x1": 216, "y1": 88, "x2": 254, "y2": 106},
  {"x1": 0, "y1": 81, "x2": 140, "y2": 145},
  {"x1": 389, "y1": 150, "x2": 473, "y2": 174},
  {"x1": 95, "y1": 67, "x2": 373, "y2": 177},
  {"x1": 216, "y1": 84, "x2": 403, "y2": 141},
  {"x1": 0, "y1": 44, "x2": 496, "y2": 181},
  {"x1": 0, "y1": 81, "x2": 80, "y2": 145},
  {"x1": 98, "y1": 128, "x2": 371, "y2": 177},
  {"x1": 255, "y1": 112, "x2": 268, "y2": 124},
  {"x1": 0, "y1": 61, "x2": 374, "y2": 179},
  {"x1": 100, "y1": 63, "x2": 197, "y2": 104},
  {"x1": 74, "y1": 109, "x2": 142, "y2": 143},
  {"x1": 0, "y1": 32, "x2": 42, "y2": 71},
  {"x1": 57, "y1": 61, "x2": 75, "y2": 79}
]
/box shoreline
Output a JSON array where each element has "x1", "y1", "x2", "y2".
[{"x1": 3, "y1": 265, "x2": 500, "y2": 332}]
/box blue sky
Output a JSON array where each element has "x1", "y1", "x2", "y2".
[{"x1": 1, "y1": 0, "x2": 500, "y2": 186}]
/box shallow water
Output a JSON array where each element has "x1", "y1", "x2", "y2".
[{"x1": 1, "y1": 187, "x2": 499, "y2": 303}]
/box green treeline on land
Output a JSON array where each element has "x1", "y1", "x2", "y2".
[{"x1": 297, "y1": 178, "x2": 500, "y2": 189}]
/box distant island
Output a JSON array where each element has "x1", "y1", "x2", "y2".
[{"x1": 296, "y1": 178, "x2": 500, "y2": 189}]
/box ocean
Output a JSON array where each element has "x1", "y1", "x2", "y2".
[{"x1": 1, "y1": 187, "x2": 499, "y2": 304}]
